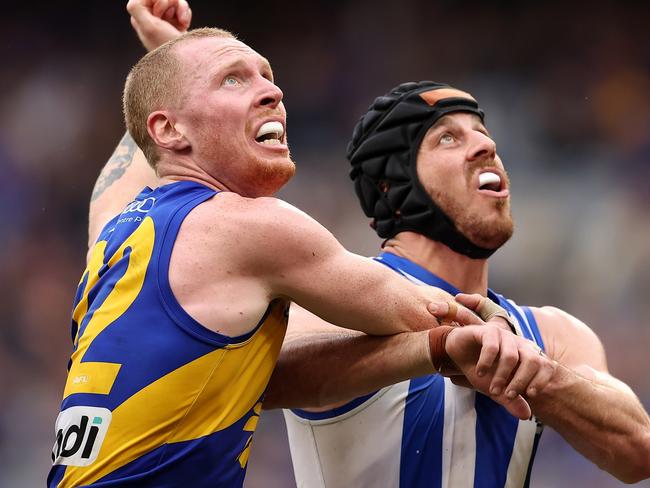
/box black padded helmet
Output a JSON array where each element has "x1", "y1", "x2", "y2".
[{"x1": 347, "y1": 81, "x2": 495, "y2": 259}]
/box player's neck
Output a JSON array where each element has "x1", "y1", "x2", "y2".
[
  {"x1": 382, "y1": 232, "x2": 489, "y2": 295},
  {"x1": 157, "y1": 161, "x2": 231, "y2": 193}
]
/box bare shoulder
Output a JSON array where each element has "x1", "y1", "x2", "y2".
[
  {"x1": 181, "y1": 192, "x2": 339, "y2": 274},
  {"x1": 192, "y1": 192, "x2": 322, "y2": 234},
  {"x1": 167, "y1": 192, "x2": 311, "y2": 335},
  {"x1": 530, "y1": 306, "x2": 607, "y2": 372}
]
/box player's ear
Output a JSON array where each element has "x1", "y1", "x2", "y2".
[{"x1": 147, "y1": 111, "x2": 190, "y2": 152}]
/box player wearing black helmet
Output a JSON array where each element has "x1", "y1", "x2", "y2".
[{"x1": 280, "y1": 82, "x2": 650, "y2": 487}]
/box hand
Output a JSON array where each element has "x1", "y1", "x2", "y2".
[
  {"x1": 455, "y1": 293, "x2": 514, "y2": 332},
  {"x1": 127, "y1": 0, "x2": 192, "y2": 52},
  {"x1": 427, "y1": 299, "x2": 484, "y2": 327},
  {"x1": 444, "y1": 325, "x2": 556, "y2": 420}
]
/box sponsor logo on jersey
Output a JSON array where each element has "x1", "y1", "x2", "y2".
[
  {"x1": 52, "y1": 406, "x2": 112, "y2": 466},
  {"x1": 122, "y1": 197, "x2": 156, "y2": 214}
]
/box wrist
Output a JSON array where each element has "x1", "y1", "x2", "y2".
[
  {"x1": 528, "y1": 360, "x2": 570, "y2": 411},
  {"x1": 428, "y1": 326, "x2": 455, "y2": 373}
]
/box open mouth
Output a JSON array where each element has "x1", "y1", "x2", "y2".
[
  {"x1": 478, "y1": 171, "x2": 502, "y2": 191},
  {"x1": 477, "y1": 170, "x2": 508, "y2": 196},
  {"x1": 255, "y1": 121, "x2": 285, "y2": 146}
]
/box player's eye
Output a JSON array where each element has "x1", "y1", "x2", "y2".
[
  {"x1": 223, "y1": 76, "x2": 240, "y2": 87},
  {"x1": 439, "y1": 133, "x2": 455, "y2": 144}
]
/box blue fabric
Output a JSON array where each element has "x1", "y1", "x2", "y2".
[
  {"x1": 50, "y1": 181, "x2": 286, "y2": 488},
  {"x1": 399, "y1": 375, "x2": 445, "y2": 488},
  {"x1": 375, "y1": 252, "x2": 544, "y2": 487}
]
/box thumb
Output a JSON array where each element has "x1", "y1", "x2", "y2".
[
  {"x1": 428, "y1": 300, "x2": 483, "y2": 326},
  {"x1": 455, "y1": 293, "x2": 486, "y2": 312}
]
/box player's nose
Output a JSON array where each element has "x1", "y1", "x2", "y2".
[
  {"x1": 256, "y1": 77, "x2": 283, "y2": 108},
  {"x1": 467, "y1": 131, "x2": 496, "y2": 163}
]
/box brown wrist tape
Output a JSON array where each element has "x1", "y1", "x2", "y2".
[{"x1": 428, "y1": 325, "x2": 455, "y2": 373}]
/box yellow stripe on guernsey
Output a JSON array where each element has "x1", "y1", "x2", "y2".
[
  {"x1": 64, "y1": 218, "x2": 155, "y2": 400},
  {"x1": 71, "y1": 240, "x2": 107, "y2": 344},
  {"x1": 238, "y1": 402, "x2": 263, "y2": 468},
  {"x1": 60, "y1": 292, "x2": 286, "y2": 486}
]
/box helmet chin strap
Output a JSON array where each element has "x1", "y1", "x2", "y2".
[{"x1": 348, "y1": 81, "x2": 497, "y2": 260}]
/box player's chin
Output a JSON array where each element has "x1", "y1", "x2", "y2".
[
  {"x1": 467, "y1": 213, "x2": 514, "y2": 250},
  {"x1": 253, "y1": 158, "x2": 296, "y2": 196},
  {"x1": 271, "y1": 157, "x2": 296, "y2": 184}
]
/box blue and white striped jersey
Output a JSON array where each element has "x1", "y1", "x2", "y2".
[{"x1": 284, "y1": 252, "x2": 544, "y2": 488}]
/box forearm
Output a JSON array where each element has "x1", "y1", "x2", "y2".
[
  {"x1": 284, "y1": 252, "x2": 452, "y2": 336},
  {"x1": 88, "y1": 132, "x2": 157, "y2": 247},
  {"x1": 531, "y1": 363, "x2": 650, "y2": 483},
  {"x1": 264, "y1": 329, "x2": 434, "y2": 409}
]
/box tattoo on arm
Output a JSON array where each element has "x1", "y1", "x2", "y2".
[{"x1": 90, "y1": 133, "x2": 139, "y2": 202}]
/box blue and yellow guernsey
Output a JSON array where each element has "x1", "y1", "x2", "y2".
[{"x1": 48, "y1": 181, "x2": 288, "y2": 488}]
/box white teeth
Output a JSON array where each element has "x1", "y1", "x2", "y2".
[
  {"x1": 256, "y1": 121, "x2": 284, "y2": 141},
  {"x1": 479, "y1": 171, "x2": 501, "y2": 188}
]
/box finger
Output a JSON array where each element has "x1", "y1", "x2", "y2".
[
  {"x1": 503, "y1": 347, "x2": 543, "y2": 400},
  {"x1": 437, "y1": 300, "x2": 457, "y2": 323},
  {"x1": 455, "y1": 293, "x2": 484, "y2": 312},
  {"x1": 427, "y1": 301, "x2": 449, "y2": 324},
  {"x1": 130, "y1": 15, "x2": 142, "y2": 34},
  {"x1": 525, "y1": 356, "x2": 556, "y2": 398},
  {"x1": 453, "y1": 304, "x2": 484, "y2": 326},
  {"x1": 428, "y1": 300, "x2": 482, "y2": 326},
  {"x1": 130, "y1": 13, "x2": 162, "y2": 51},
  {"x1": 177, "y1": 0, "x2": 191, "y2": 30},
  {"x1": 127, "y1": 0, "x2": 154, "y2": 18},
  {"x1": 152, "y1": 0, "x2": 171, "y2": 18},
  {"x1": 163, "y1": 6, "x2": 176, "y2": 22},
  {"x1": 126, "y1": 0, "x2": 145, "y2": 16},
  {"x1": 488, "y1": 331, "x2": 519, "y2": 396},
  {"x1": 475, "y1": 326, "x2": 500, "y2": 375},
  {"x1": 130, "y1": 3, "x2": 159, "y2": 34}
]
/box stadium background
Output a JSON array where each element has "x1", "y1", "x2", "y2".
[{"x1": 2, "y1": 1, "x2": 649, "y2": 486}]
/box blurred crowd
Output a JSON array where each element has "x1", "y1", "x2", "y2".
[{"x1": 1, "y1": 2, "x2": 649, "y2": 486}]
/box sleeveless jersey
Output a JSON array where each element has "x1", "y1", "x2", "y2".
[
  {"x1": 284, "y1": 252, "x2": 545, "y2": 488},
  {"x1": 48, "y1": 181, "x2": 288, "y2": 488}
]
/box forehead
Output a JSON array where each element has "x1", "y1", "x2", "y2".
[{"x1": 175, "y1": 37, "x2": 271, "y2": 74}]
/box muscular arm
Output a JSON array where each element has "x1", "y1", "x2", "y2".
[
  {"x1": 265, "y1": 304, "x2": 434, "y2": 410},
  {"x1": 234, "y1": 198, "x2": 453, "y2": 337},
  {"x1": 88, "y1": 0, "x2": 189, "y2": 250},
  {"x1": 531, "y1": 306, "x2": 650, "y2": 483},
  {"x1": 265, "y1": 297, "x2": 548, "y2": 422}
]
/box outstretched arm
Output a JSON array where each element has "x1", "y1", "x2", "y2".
[
  {"x1": 266, "y1": 304, "x2": 434, "y2": 410},
  {"x1": 88, "y1": 0, "x2": 190, "y2": 249},
  {"x1": 529, "y1": 306, "x2": 650, "y2": 483},
  {"x1": 266, "y1": 301, "x2": 553, "y2": 421}
]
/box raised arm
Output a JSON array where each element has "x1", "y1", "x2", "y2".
[
  {"x1": 528, "y1": 307, "x2": 650, "y2": 483},
  {"x1": 88, "y1": 0, "x2": 190, "y2": 249}
]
